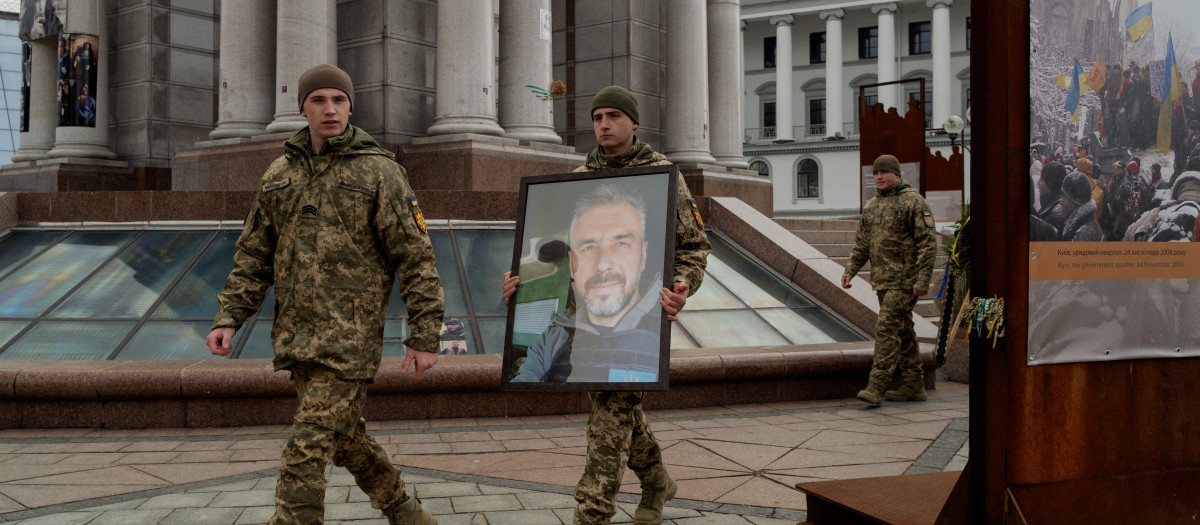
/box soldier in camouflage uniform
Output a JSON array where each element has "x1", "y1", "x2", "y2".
[
  {"x1": 841, "y1": 154, "x2": 937, "y2": 405},
  {"x1": 503, "y1": 86, "x2": 710, "y2": 525},
  {"x1": 206, "y1": 64, "x2": 444, "y2": 525}
]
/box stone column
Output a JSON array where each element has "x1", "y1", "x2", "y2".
[
  {"x1": 11, "y1": 39, "x2": 55, "y2": 162},
  {"x1": 45, "y1": 0, "x2": 115, "y2": 159},
  {"x1": 210, "y1": 0, "x2": 276, "y2": 139},
  {"x1": 873, "y1": 3, "x2": 898, "y2": 110},
  {"x1": 820, "y1": 9, "x2": 844, "y2": 139},
  {"x1": 427, "y1": 0, "x2": 504, "y2": 136},
  {"x1": 665, "y1": 0, "x2": 715, "y2": 163},
  {"x1": 928, "y1": 0, "x2": 953, "y2": 126},
  {"x1": 498, "y1": 0, "x2": 560, "y2": 143},
  {"x1": 707, "y1": 0, "x2": 746, "y2": 168},
  {"x1": 265, "y1": 0, "x2": 337, "y2": 134},
  {"x1": 770, "y1": 15, "x2": 794, "y2": 142}
]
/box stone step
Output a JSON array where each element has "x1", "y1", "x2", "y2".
[
  {"x1": 810, "y1": 243, "x2": 853, "y2": 258},
  {"x1": 788, "y1": 229, "x2": 859, "y2": 244},
  {"x1": 773, "y1": 217, "x2": 860, "y2": 231}
]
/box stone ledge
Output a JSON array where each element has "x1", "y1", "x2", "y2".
[{"x1": 0, "y1": 343, "x2": 936, "y2": 429}]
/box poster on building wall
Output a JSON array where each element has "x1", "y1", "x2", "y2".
[
  {"x1": 1027, "y1": 0, "x2": 1200, "y2": 365},
  {"x1": 21, "y1": 43, "x2": 31, "y2": 133},
  {"x1": 19, "y1": 0, "x2": 66, "y2": 41},
  {"x1": 56, "y1": 34, "x2": 98, "y2": 128}
]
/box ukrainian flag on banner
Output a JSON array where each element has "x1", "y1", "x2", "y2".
[
  {"x1": 1156, "y1": 32, "x2": 1179, "y2": 154},
  {"x1": 1126, "y1": 3, "x2": 1153, "y2": 43},
  {"x1": 1064, "y1": 59, "x2": 1083, "y2": 123}
]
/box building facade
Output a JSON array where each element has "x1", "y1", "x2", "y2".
[
  {"x1": 741, "y1": 0, "x2": 971, "y2": 217},
  {"x1": 5, "y1": 0, "x2": 761, "y2": 187}
]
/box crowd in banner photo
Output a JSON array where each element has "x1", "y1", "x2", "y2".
[{"x1": 1030, "y1": 1, "x2": 1200, "y2": 243}]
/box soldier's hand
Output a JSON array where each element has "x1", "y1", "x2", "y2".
[
  {"x1": 841, "y1": 275, "x2": 853, "y2": 289},
  {"x1": 660, "y1": 282, "x2": 689, "y2": 322},
  {"x1": 402, "y1": 348, "x2": 438, "y2": 380},
  {"x1": 502, "y1": 271, "x2": 521, "y2": 306},
  {"x1": 913, "y1": 287, "x2": 928, "y2": 297},
  {"x1": 206, "y1": 327, "x2": 235, "y2": 356}
]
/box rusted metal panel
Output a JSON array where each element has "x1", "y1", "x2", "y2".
[{"x1": 1008, "y1": 470, "x2": 1200, "y2": 524}]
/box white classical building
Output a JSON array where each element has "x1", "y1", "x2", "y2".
[{"x1": 741, "y1": 0, "x2": 972, "y2": 217}]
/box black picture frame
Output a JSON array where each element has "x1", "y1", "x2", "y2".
[{"x1": 501, "y1": 166, "x2": 678, "y2": 392}]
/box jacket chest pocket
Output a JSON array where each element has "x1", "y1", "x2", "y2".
[{"x1": 332, "y1": 178, "x2": 377, "y2": 228}]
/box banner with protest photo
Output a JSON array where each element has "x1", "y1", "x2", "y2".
[{"x1": 1028, "y1": 0, "x2": 1200, "y2": 365}]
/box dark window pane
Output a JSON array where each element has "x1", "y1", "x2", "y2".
[
  {"x1": 967, "y1": 17, "x2": 972, "y2": 50},
  {"x1": 153, "y1": 230, "x2": 240, "y2": 319},
  {"x1": 0, "y1": 231, "x2": 66, "y2": 280},
  {"x1": 858, "y1": 26, "x2": 878, "y2": 59},
  {"x1": 707, "y1": 237, "x2": 815, "y2": 308},
  {"x1": 117, "y1": 322, "x2": 235, "y2": 360},
  {"x1": 389, "y1": 230, "x2": 469, "y2": 317},
  {"x1": 763, "y1": 102, "x2": 776, "y2": 128},
  {"x1": 237, "y1": 319, "x2": 273, "y2": 359},
  {"x1": 52, "y1": 231, "x2": 211, "y2": 319},
  {"x1": 476, "y1": 317, "x2": 507, "y2": 355},
  {"x1": 750, "y1": 160, "x2": 770, "y2": 177},
  {"x1": 909, "y1": 21, "x2": 931, "y2": 55},
  {"x1": 809, "y1": 99, "x2": 826, "y2": 125},
  {"x1": 455, "y1": 229, "x2": 515, "y2": 316},
  {"x1": 759, "y1": 308, "x2": 863, "y2": 344},
  {"x1": 764, "y1": 36, "x2": 776, "y2": 68},
  {"x1": 0, "y1": 321, "x2": 28, "y2": 349},
  {"x1": 809, "y1": 32, "x2": 825, "y2": 64},
  {"x1": 0, "y1": 321, "x2": 134, "y2": 360},
  {"x1": 0, "y1": 231, "x2": 136, "y2": 317}
]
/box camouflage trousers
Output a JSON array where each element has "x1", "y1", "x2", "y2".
[
  {"x1": 574, "y1": 391, "x2": 667, "y2": 525},
  {"x1": 868, "y1": 289, "x2": 923, "y2": 388},
  {"x1": 270, "y1": 363, "x2": 405, "y2": 525}
]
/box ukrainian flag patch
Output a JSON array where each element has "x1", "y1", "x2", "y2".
[{"x1": 410, "y1": 196, "x2": 427, "y2": 233}]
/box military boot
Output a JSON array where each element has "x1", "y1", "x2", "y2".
[
  {"x1": 633, "y1": 470, "x2": 677, "y2": 525},
  {"x1": 885, "y1": 380, "x2": 928, "y2": 402},
  {"x1": 856, "y1": 383, "x2": 884, "y2": 405},
  {"x1": 386, "y1": 494, "x2": 437, "y2": 525}
]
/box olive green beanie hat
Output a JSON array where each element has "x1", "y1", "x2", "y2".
[
  {"x1": 589, "y1": 86, "x2": 639, "y2": 124},
  {"x1": 873, "y1": 154, "x2": 902, "y2": 176},
  {"x1": 297, "y1": 63, "x2": 354, "y2": 111}
]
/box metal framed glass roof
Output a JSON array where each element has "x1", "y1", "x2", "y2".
[{"x1": 0, "y1": 224, "x2": 865, "y2": 361}]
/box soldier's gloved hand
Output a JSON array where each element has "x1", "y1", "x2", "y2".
[
  {"x1": 659, "y1": 282, "x2": 689, "y2": 322},
  {"x1": 402, "y1": 348, "x2": 438, "y2": 380},
  {"x1": 502, "y1": 271, "x2": 521, "y2": 306},
  {"x1": 206, "y1": 327, "x2": 235, "y2": 356}
]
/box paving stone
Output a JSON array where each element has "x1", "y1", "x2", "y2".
[
  {"x1": 82, "y1": 498, "x2": 148, "y2": 511},
  {"x1": 233, "y1": 505, "x2": 273, "y2": 525},
  {"x1": 209, "y1": 490, "x2": 275, "y2": 508},
  {"x1": 450, "y1": 494, "x2": 524, "y2": 513},
  {"x1": 415, "y1": 481, "x2": 483, "y2": 498},
  {"x1": 474, "y1": 509, "x2": 564, "y2": 524},
  {"x1": 325, "y1": 501, "x2": 383, "y2": 520},
  {"x1": 4, "y1": 512, "x2": 99, "y2": 525},
  {"x1": 159, "y1": 507, "x2": 244, "y2": 525},
  {"x1": 138, "y1": 492, "x2": 219, "y2": 509},
  {"x1": 82, "y1": 508, "x2": 173, "y2": 525},
  {"x1": 516, "y1": 491, "x2": 578, "y2": 510}
]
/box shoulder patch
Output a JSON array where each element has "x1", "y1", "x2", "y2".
[
  {"x1": 410, "y1": 196, "x2": 427, "y2": 234},
  {"x1": 922, "y1": 210, "x2": 934, "y2": 228},
  {"x1": 689, "y1": 199, "x2": 704, "y2": 229}
]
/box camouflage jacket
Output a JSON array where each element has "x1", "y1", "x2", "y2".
[
  {"x1": 213, "y1": 125, "x2": 445, "y2": 380},
  {"x1": 844, "y1": 180, "x2": 937, "y2": 292},
  {"x1": 575, "y1": 139, "x2": 711, "y2": 296}
]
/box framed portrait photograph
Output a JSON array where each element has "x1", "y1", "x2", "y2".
[{"x1": 501, "y1": 166, "x2": 679, "y2": 391}]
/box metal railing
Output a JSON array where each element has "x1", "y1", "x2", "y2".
[{"x1": 744, "y1": 127, "x2": 777, "y2": 142}]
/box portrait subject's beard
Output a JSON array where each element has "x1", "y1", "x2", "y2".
[{"x1": 582, "y1": 271, "x2": 636, "y2": 318}]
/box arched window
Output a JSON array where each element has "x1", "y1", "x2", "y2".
[
  {"x1": 750, "y1": 160, "x2": 770, "y2": 177},
  {"x1": 797, "y1": 158, "x2": 819, "y2": 198},
  {"x1": 802, "y1": 79, "x2": 826, "y2": 137},
  {"x1": 903, "y1": 70, "x2": 933, "y2": 128}
]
